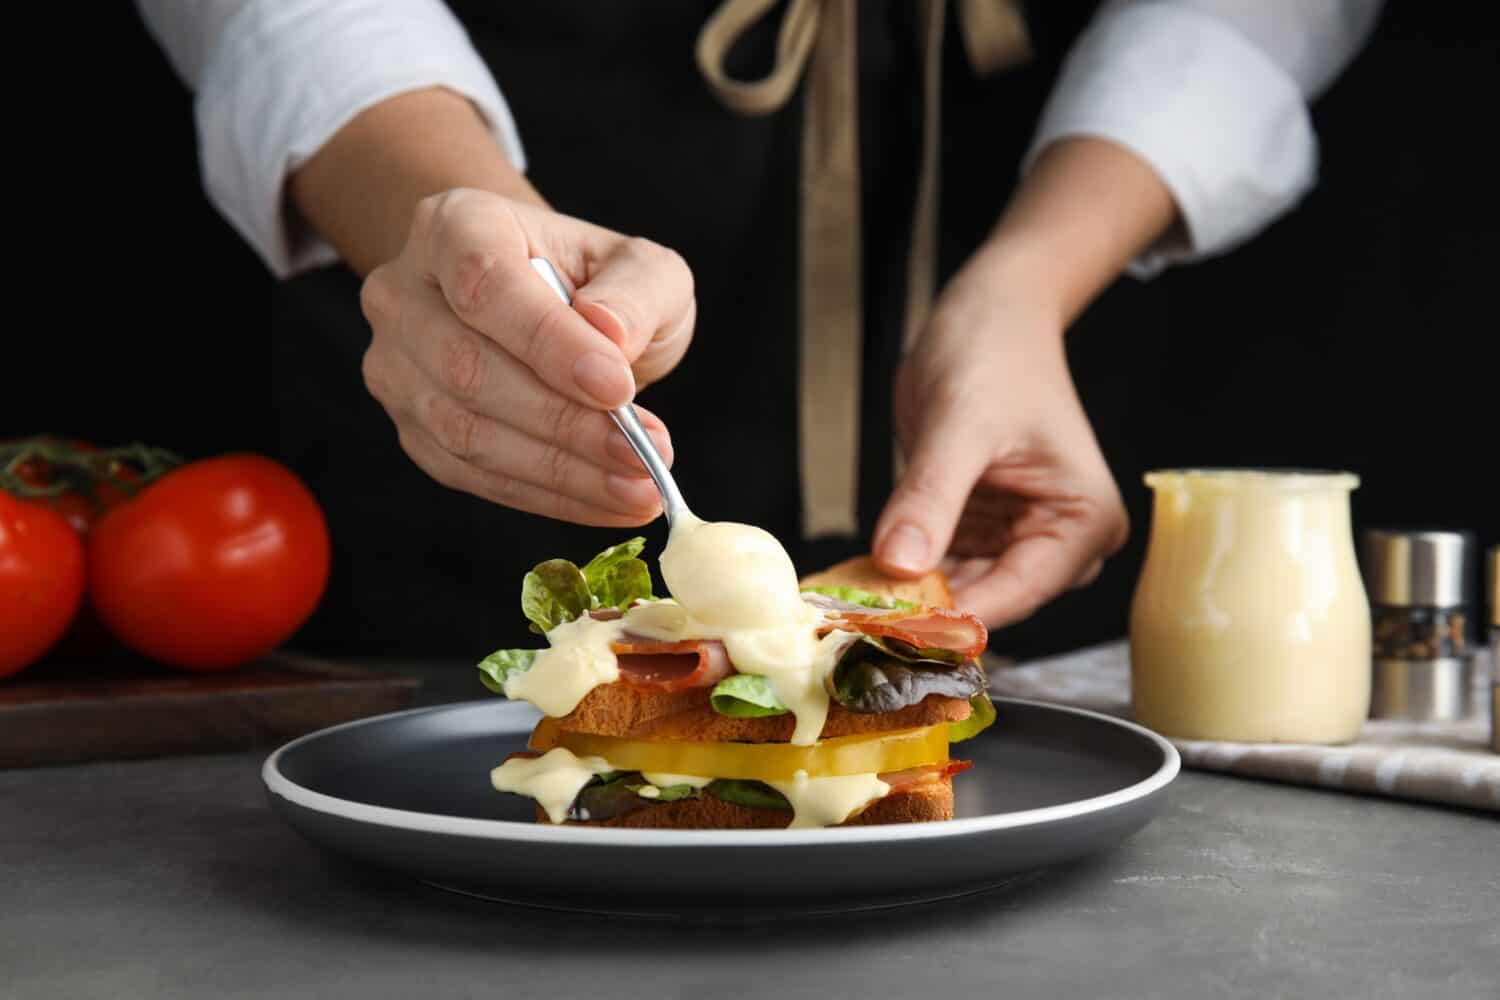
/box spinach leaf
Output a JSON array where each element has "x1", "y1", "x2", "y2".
[
  {"x1": 709, "y1": 673, "x2": 790, "y2": 717},
  {"x1": 706, "y1": 779, "x2": 792, "y2": 813},
  {"x1": 521, "y1": 559, "x2": 592, "y2": 634},
  {"x1": 569, "y1": 774, "x2": 658, "y2": 821},
  {"x1": 831, "y1": 642, "x2": 986, "y2": 713},
  {"x1": 476, "y1": 648, "x2": 539, "y2": 695}
]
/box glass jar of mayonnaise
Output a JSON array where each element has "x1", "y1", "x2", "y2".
[{"x1": 1129, "y1": 470, "x2": 1370, "y2": 743}]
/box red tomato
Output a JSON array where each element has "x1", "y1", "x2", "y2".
[
  {"x1": 6, "y1": 437, "x2": 143, "y2": 658},
  {"x1": 88, "y1": 455, "x2": 331, "y2": 671},
  {"x1": 0, "y1": 492, "x2": 85, "y2": 678}
]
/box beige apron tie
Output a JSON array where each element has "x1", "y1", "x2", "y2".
[{"x1": 696, "y1": 0, "x2": 1029, "y2": 539}]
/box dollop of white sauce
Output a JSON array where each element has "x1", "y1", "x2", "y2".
[
  {"x1": 768, "y1": 770, "x2": 892, "y2": 828},
  {"x1": 660, "y1": 514, "x2": 812, "y2": 629},
  {"x1": 652, "y1": 513, "x2": 851, "y2": 744},
  {"x1": 502, "y1": 514, "x2": 856, "y2": 745},
  {"x1": 640, "y1": 772, "x2": 715, "y2": 790},
  {"x1": 490, "y1": 748, "x2": 614, "y2": 824},
  {"x1": 503, "y1": 614, "x2": 626, "y2": 718}
]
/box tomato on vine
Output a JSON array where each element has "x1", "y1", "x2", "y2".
[
  {"x1": 0, "y1": 492, "x2": 84, "y2": 677},
  {"x1": 1, "y1": 437, "x2": 182, "y2": 663},
  {"x1": 2, "y1": 439, "x2": 331, "y2": 675}
]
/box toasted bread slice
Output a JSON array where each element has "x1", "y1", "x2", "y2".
[
  {"x1": 554, "y1": 685, "x2": 970, "y2": 742},
  {"x1": 542, "y1": 775, "x2": 954, "y2": 829},
  {"x1": 798, "y1": 555, "x2": 953, "y2": 610}
]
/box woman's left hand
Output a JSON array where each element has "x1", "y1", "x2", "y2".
[{"x1": 871, "y1": 248, "x2": 1129, "y2": 627}]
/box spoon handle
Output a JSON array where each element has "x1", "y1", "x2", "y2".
[{"x1": 528, "y1": 257, "x2": 689, "y2": 525}]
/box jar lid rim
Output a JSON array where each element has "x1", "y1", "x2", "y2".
[{"x1": 1145, "y1": 468, "x2": 1359, "y2": 490}]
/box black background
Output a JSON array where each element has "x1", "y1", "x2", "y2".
[{"x1": 9, "y1": 3, "x2": 1497, "y2": 659}]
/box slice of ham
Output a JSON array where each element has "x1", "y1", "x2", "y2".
[
  {"x1": 609, "y1": 636, "x2": 733, "y2": 692},
  {"x1": 819, "y1": 607, "x2": 987, "y2": 659},
  {"x1": 878, "y1": 759, "x2": 973, "y2": 793}
]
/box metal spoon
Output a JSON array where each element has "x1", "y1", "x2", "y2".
[{"x1": 529, "y1": 257, "x2": 691, "y2": 526}]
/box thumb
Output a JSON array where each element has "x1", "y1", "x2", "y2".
[
  {"x1": 873, "y1": 406, "x2": 987, "y2": 579},
  {"x1": 571, "y1": 237, "x2": 695, "y2": 375}
]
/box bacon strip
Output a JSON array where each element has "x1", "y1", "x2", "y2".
[
  {"x1": 878, "y1": 759, "x2": 973, "y2": 793},
  {"x1": 609, "y1": 637, "x2": 733, "y2": 692},
  {"x1": 820, "y1": 607, "x2": 987, "y2": 659}
]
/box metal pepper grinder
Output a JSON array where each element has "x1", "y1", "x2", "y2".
[{"x1": 1360, "y1": 530, "x2": 1474, "y2": 721}]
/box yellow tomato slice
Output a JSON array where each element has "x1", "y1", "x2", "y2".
[{"x1": 528, "y1": 720, "x2": 949, "y2": 781}]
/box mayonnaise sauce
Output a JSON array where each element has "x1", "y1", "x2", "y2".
[
  {"x1": 490, "y1": 748, "x2": 614, "y2": 823},
  {"x1": 659, "y1": 513, "x2": 812, "y2": 629},
  {"x1": 653, "y1": 513, "x2": 851, "y2": 744},
  {"x1": 502, "y1": 614, "x2": 625, "y2": 718},
  {"x1": 503, "y1": 513, "x2": 858, "y2": 744},
  {"x1": 640, "y1": 773, "x2": 715, "y2": 789},
  {"x1": 768, "y1": 770, "x2": 891, "y2": 828},
  {"x1": 1129, "y1": 470, "x2": 1370, "y2": 743}
]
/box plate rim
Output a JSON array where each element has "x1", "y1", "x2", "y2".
[{"x1": 262, "y1": 696, "x2": 1180, "y2": 848}]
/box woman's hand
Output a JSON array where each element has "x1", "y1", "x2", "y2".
[
  {"x1": 873, "y1": 137, "x2": 1176, "y2": 626},
  {"x1": 288, "y1": 88, "x2": 696, "y2": 525},
  {"x1": 872, "y1": 254, "x2": 1128, "y2": 626},
  {"x1": 358, "y1": 190, "x2": 696, "y2": 526}
]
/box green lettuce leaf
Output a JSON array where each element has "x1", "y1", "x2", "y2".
[
  {"x1": 477, "y1": 648, "x2": 539, "y2": 695},
  {"x1": 949, "y1": 694, "x2": 996, "y2": 743},
  {"x1": 581, "y1": 537, "x2": 653, "y2": 610},
  {"x1": 521, "y1": 559, "x2": 592, "y2": 634},
  {"x1": 709, "y1": 673, "x2": 790, "y2": 717},
  {"x1": 706, "y1": 779, "x2": 792, "y2": 813},
  {"x1": 800, "y1": 584, "x2": 914, "y2": 610}
]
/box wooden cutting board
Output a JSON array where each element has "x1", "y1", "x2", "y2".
[{"x1": 0, "y1": 652, "x2": 421, "y2": 767}]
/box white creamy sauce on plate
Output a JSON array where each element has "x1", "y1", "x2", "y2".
[
  {"x1": 502, "y1": 614, "x2": 625, "y2": 718},
  {"x1": 768, "y1": 770, "x2": 892, "y2": 828},
  {"x1": 641, "y1": 772, "x2": 715, "y2": 790},
  {"x1": 490, "y1": 748, "x2": 614, "y2": 824},
  {"x1": 492, "y1": 751, "x2": 891, "y2": 827}
]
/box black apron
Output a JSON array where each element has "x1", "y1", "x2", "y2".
[{"x1": 268, "y1": 2, "x2": 1124, "y2": 659}]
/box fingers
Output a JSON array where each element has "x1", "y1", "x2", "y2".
[
  {"x1": 949, "y1": 510, "x2": 1124, "y2": 627},
  {"x1": 364, "y1": 343, "x2": 668, "y2": 520},
  {"x1": 872, "y1": 398, "x2": 988, "y2": 579},
  {"x1": 571, "y1": 237, "x2": 696, "y2": 369},
  {"x1": 414, "y1": 191, "x2": 638, "y2": 410},
  {"x1": 396, "y1": 424, "x2": 662, "y2": 529},
  {"x1": 380, "y1": 282, "x2": 675, "y2": 475},
  {"x1": 364, "y1": 188, "x2": 697, "y2": 526}
]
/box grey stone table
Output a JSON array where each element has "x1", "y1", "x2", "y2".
[{"x1": 3, "y1": 657, "x2": 1496, "y2": 1000}]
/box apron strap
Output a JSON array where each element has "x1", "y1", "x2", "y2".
[{"x1": 696, "y1": 0, "x2": 1030, "y2": 539}]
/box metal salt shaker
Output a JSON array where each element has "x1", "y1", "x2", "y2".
[{"x1": 1359, "y1": 530, "x2": 1474, "y2": 721}]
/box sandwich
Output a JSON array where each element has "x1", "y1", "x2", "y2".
[{"x1": 480, "y1": 517, "x2": 992, "y2": 829}]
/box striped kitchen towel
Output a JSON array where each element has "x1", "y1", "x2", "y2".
[{"x1": 986, "y1": 640, "x2": 1499, "y2": 813}]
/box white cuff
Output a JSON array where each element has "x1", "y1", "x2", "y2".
[
  {"x1": 195, "y1": 0, "x2": 526, "y2": 278},
  {"x1": 1024, "y1": 2, "x2": 1317, "y2": 278}
]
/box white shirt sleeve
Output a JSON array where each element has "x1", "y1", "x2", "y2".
[
  {"x1": 135, "y1": 0, "x2": 526, "y2": 278},
  {"x1": 1024, "y1": 0, "x2": 1383, "y2": 277}
]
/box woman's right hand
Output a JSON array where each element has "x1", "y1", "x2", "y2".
[{"x1": 358, "y1": 189, "x2": 696, "y2": 526}]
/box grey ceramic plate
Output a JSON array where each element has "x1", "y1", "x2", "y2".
[{"x1": 263, "y1": 698, "x2": 1178, "y2": 914}]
